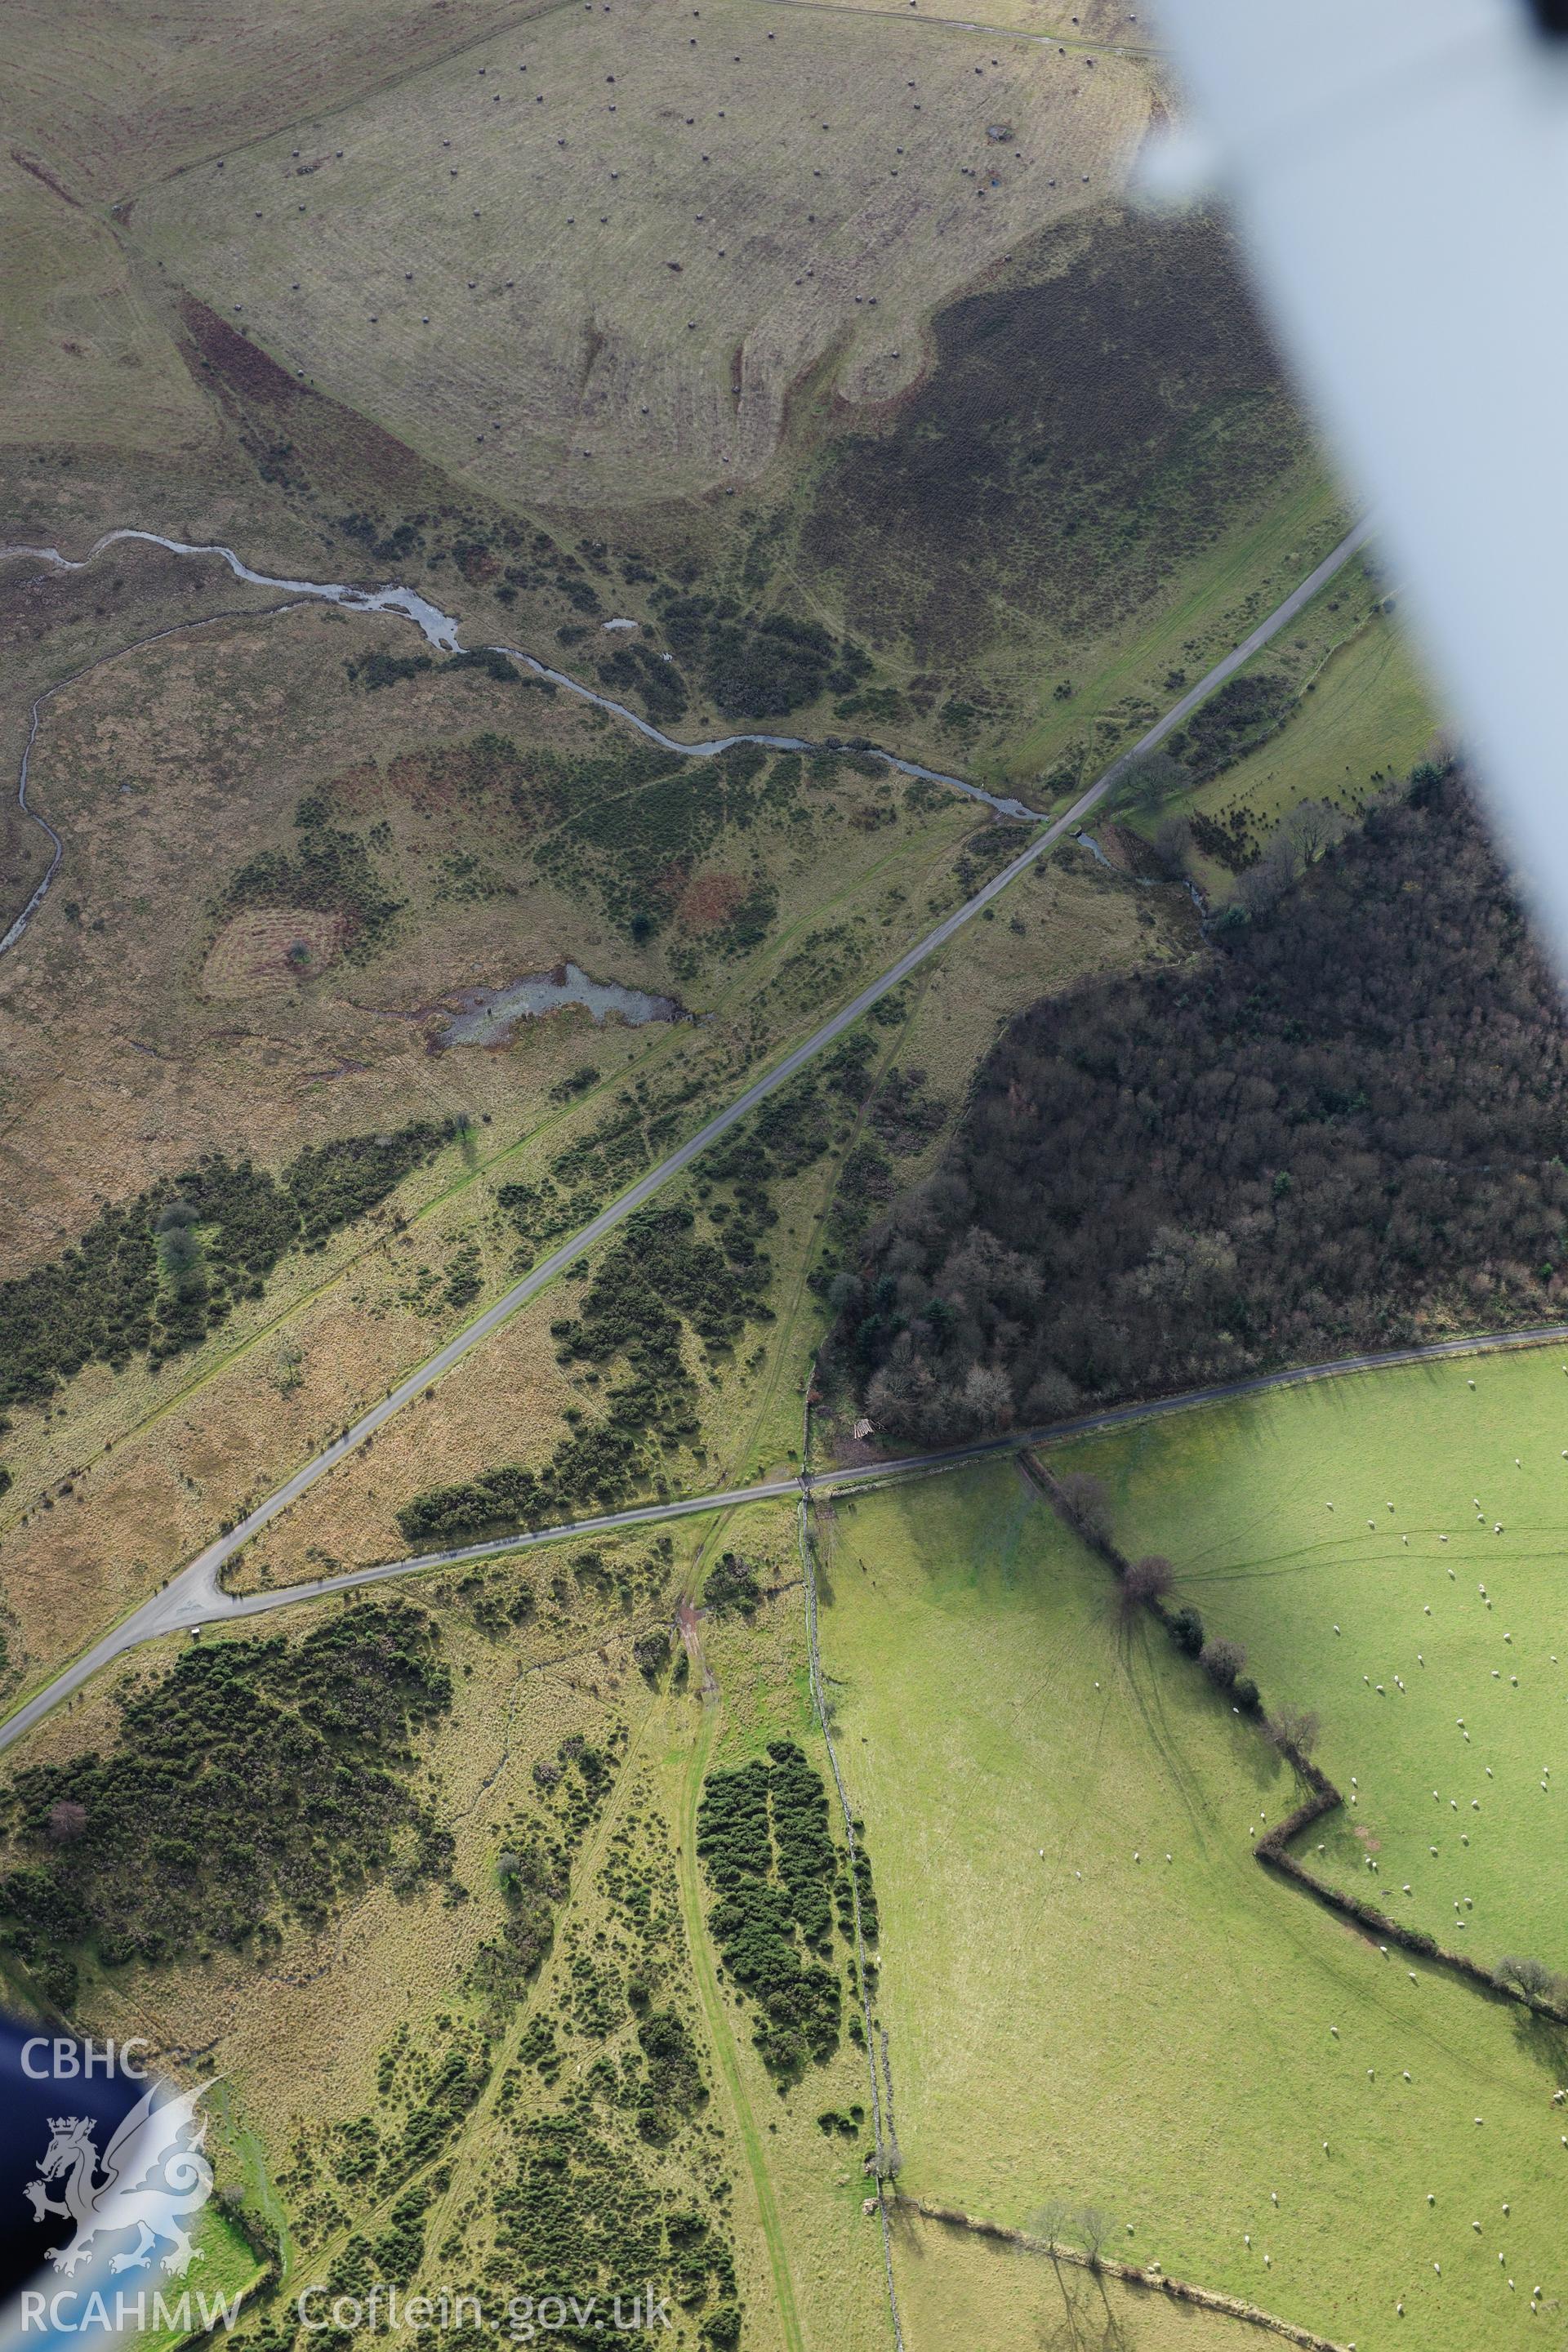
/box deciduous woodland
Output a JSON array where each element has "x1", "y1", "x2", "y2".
[{"x1": 835, "y1": 770, "x2": 1568, "y2": 1436}]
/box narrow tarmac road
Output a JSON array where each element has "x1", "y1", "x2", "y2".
[
  {"x1": 3, "y1": 1301, "x2": 1557, "y2": 1758},
  {"x1": 0, "y1": 518, "x2": 1374, "y2": 1756}
]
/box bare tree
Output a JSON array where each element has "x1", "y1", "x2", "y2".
[
  {"x1": 1116, "y1": 747, "x2": 1191, "y2": 817},
  {"x1": 1124, "y1": 1554, "x2": 1174, "y2": 1605},
  {"x1": 1028, "y1": 2198, "x2": 1072, "y2": 2255},
  {"x1": 1268, "y1": 1704, "x2": 1321, "y2": 1760},
  {"x1": 47, "y1": 1799, "x2": 87, "y2": 1843},
  {"x1": 1235, "y1": 830, "x2": 1302, "y2": 916},
  {"x1": 1118, "y1": 1552, "x2": 1174, "y2": 1628},
  {"x1": 1055, "y1": 1470, "x2": 1111, "y2": 1545},
  {"x1": 1152, "y1": 813, "x2": 1194, "y2": 875},
  {"x1": 1498, "y1": 1954, "x2": 1565, "y2": 2004},
  {"x1": 1284, "y1": 796, "x2": 1344, "y2": 864},
  {"x1": 1075, "y1": 2205, "x2": 1115, "y2": 2269},
  {"x1": 961, "y1": 1360, "x2": 1015, "y2": 1433}
]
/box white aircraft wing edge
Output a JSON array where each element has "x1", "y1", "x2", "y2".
[{"x1": 1152, "y1": 0, "x2": 1568, "y2": 966}]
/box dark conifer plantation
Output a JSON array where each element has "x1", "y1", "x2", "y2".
[{"x1": 836, "y1": 772, "x2": 1568, "y2": 1438}]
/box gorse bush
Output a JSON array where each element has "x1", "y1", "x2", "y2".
[
  {"x1": 697, "y1": 1744, "x2": 844, "y2": 2085},
  {"x1": 0, "y1": 1122, "x2": 449, "y2": 1409},
  {"x1": 222, "y1": 790, "x2": 403, "y2": 954},
  {"x1": 0, "y1": 1602, "x2": 452, "y2": 2007}
]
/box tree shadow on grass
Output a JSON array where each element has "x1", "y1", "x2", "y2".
[
  {"x1": 1508, "y1": 2006, "x2": 1568, "y2": 2087},
  {"x1": 1036, "y1": 2258, "x2": 1138, "y2": 2352}
]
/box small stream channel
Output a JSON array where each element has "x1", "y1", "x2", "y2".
[{"x1": 1, "y1": 528, "x2": 1042, "y2": 956}]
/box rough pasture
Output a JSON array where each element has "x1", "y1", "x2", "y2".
[{"x1": 127, "y1": 0, "x2": 1151, "y2": 506}]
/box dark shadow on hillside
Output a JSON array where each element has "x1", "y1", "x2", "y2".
[{"x1": 803, "y1": 207, "x2": 1304, "y2": 670}]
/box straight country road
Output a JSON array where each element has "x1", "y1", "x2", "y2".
[
  {"x1": 4, "y1": 1302, "x2": 1559, "y2": 1760},
  {"x1": 0, "y1": 516, "x2": 1374, "y2": 1757}
]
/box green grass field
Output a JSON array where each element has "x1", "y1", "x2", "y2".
[
  {"x1": 136, "y1": 2206, "x2": 267, "y2": 2352},
  {"x1": 889, "y1": 2211, "x2": 1266, "y2": 2352},
  {"x1": 1052, "y1": 1344, "x2": 1568, "y2": 1981},
  {"x1": 817, "y1": 1460, "x2": 1568, "y2": 2351},
  {"x1": 1183, "y1": 600, "x2": 1436, "y2": 842},
  {"x1": 1111, "y1": 550, "x2": 1441, "y2": 894}
]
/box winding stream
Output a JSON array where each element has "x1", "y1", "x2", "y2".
[{"x1": 0, "y1": 528, "x2": 1040, "y2": 956}]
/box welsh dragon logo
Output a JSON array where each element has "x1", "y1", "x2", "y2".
[{"x1": 23, "y1": 2079, "x2": 215, "y2": 2278}]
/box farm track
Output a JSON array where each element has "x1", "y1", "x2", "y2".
[
  {"x1": 672, "y1": 1698, "x2": 808, "y2": 2352},
  {"x1": 0, "y1": 514, "x2": 1371, "y2": 1757},
  {"x1": 759, "y1": 0, "x2": 1164, "y2": 61}
]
